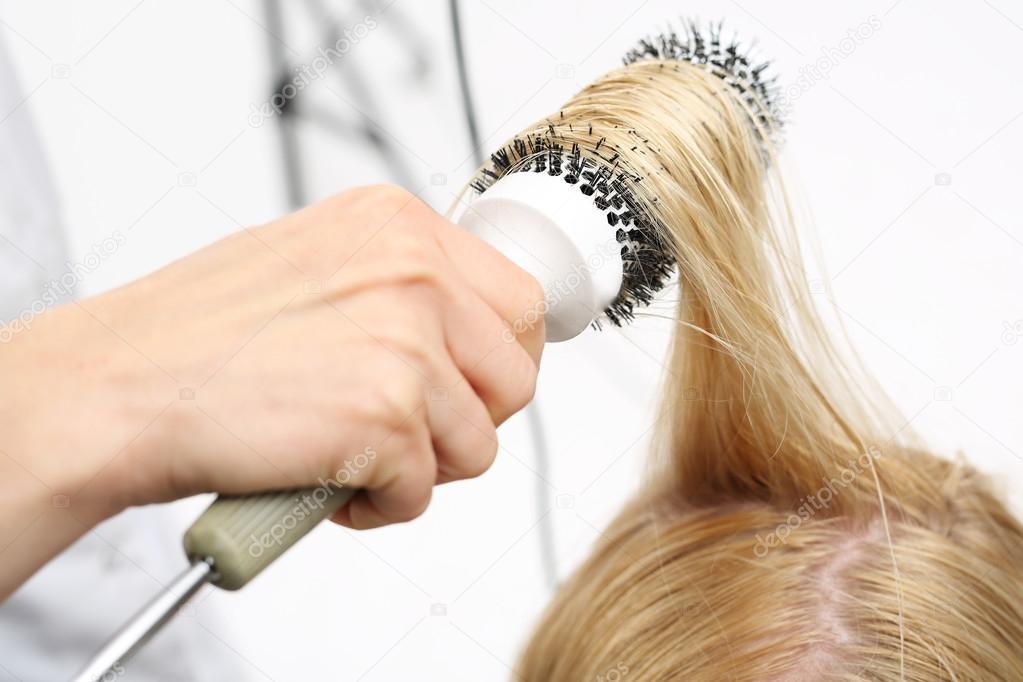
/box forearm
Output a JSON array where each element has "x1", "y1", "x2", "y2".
[
  {"x1": 0, "y1": 304, "x2": 139, "y2": 600},
  {"x1": 0, "y1": 469, "x2": 107, "y2": 600}
]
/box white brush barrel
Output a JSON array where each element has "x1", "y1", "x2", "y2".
[{"x1": 457, "y1": 172, "x2": 623, "y2": 342}]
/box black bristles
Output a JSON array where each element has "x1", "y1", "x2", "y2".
[
  {"x1": 470, "y1": 127, "x2": 675, "y2": 328},
  {"x1": 624, "y1": 20, "x2": 783, "y2": 145},
  {"x1": 469, "y1": 20, "x2": 778, "y2": 329}
]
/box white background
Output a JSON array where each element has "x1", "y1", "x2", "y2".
[{"x1": 1, "y1": 0, "x2": 1022, "y2": 680}]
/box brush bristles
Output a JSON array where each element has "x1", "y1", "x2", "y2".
[
  {"x1": 470, "y1": 21, "x2": 778, "y2": 329},
  {"x1": 625, "y1": 21, "x2": 783, "y2": 145},
  {"x1": 470, "y1": 131, "x2": 674, "y2": 328}
]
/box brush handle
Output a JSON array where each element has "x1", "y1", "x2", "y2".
[{"x1": 183, "y1": 486, "x2": 357, "y2": 590}]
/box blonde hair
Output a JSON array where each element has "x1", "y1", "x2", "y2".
[{"x1": 472, "y1": 50, "x2": 1023, "y2": 680}]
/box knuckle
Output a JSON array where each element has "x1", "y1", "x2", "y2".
[
  {"x1": 385, "y1": 233, "x2": 441, "y2": 272},
  {"x1": 462, "y1": 428, "x2": 499, "y2": 479},
  {"x1": 394, "y1": 449, "x2": 435, "y2": 522},
  {"x1": 517, "y1": 278, "x2": 546, "y2": 337},
  {"x1": 500, "y1": 272, "x2": 545, "y2": 343},
  {"x1": 373, "y1": 317, "x2": 445, "y2": 379},
  {"x1": 325, "y1": 184, "x2": 420, "y2": 230},
  {"x1": 380, "y1": 238, "x2": 455, "y2": 303},
  {"x1": 521, "y1": 273, "x2": 545, "y2": 311},
  {"x1": 396, "y1": 488, "x2": 432, "y2": 522},
  {"x1": 358, "y1": 361, "x2": 425, "y2": 431},
  {"x1": 358, "y1": 183, "x2": 415, "y2": 210},
  {"x1": 383, "y1": 371, "x2": 427, "y2": 426},
  {"x1": 508, "y1": 361, "x2": 538, "y2": 413}
]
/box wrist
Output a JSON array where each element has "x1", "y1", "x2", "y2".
[{"x1": 0, "y1": 302, "x2": 171, "y2": 521}]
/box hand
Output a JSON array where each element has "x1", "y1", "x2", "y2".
[{"x1": 0, "y1": 185, "x2": 544, "y2": 596}]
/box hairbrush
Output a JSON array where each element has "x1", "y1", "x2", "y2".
[{"x1": 461, "y1": 21, "x2": 779, "y2": 338}]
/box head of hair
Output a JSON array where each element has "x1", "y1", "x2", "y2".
[{"x1": 471, "y1": 28, "x2": 1023, "y2": 681}]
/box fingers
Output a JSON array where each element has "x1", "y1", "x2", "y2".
[
  {"x1": 424, "y1": 360, "x2": 499, "y2": 484},
  {"x1": 437, "y1": 282, "x2": 540, "y2": 426},
  {"x1": 431, "y1": 217, "x2": 547, "y2": 366},
  {"x1": 321, "y1": 349, "x2": 437, "y2": 531},
  {"x1": 347, "y1": 193, "x2": 542, "y2": 426},
  {"x1": 319, "y1": 186, "x2": 547, "y2": 529},
  {"x1": 331, "y1": 370, "x2": 499, "y2": 528},
  {"x1": 333, "y1": 416, "x2": 436, "y2": 530},
  {"x1": 329, "y1": 334, "x2": 501, "y2": 529},
  {"x1": 424, "y1": 214, "x2": 544, "y2": 425}
]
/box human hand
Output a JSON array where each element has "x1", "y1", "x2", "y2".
[{"x1": 0, "y1": 184, "x2": 544, "y2": 594}]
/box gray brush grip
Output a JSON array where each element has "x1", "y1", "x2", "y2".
[{"x1": 183, "y1": 486, "x2": 357, "y2": 590}]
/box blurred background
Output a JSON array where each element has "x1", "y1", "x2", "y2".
[{"x1": 0, "y1": 0, "x2": 1021, "y2": 679}]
